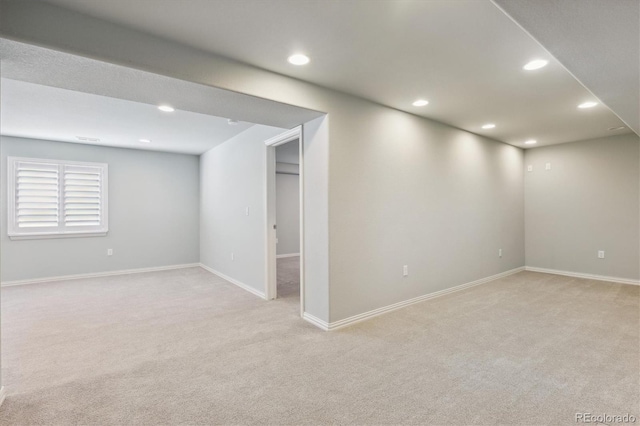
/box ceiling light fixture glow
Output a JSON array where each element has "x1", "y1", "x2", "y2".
[
  {"x1": 139, "y1": 139, "x2": 151, "y2": 143},
  {"x1": 158, "y1": 105, "x2": 175, "y2": 112},
  {"x1": 577, "y1": 101, "x2": 598, "y2": 109},
  {"x1": 523, "y1": 59, "x2": 548, "y2": 70},
  {"x1": 412, "y1": 99, "x2": 429, "y2": 107},
  {"x1": 524, "y1": 139, "x2": 537, "y2": 145},
  {"x1": 482, "y1": 123, "x2": 496, "y2": 129},
  {"x1": 288, "y1": 54, "x2": 310, "y2": 65}
]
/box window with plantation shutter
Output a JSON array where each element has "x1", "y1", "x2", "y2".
[{"x1": 8, "y1": 157, "x2": 108, "y2": 239}]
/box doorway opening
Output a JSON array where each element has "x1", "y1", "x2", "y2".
[{"x1": 265, "y1": 127, "x2": 304, "y2": 316}]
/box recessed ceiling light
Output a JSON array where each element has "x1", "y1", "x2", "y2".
[
  {"x1": 158, "y1": 105, "x2": 175, "y2": 112},
  {"x1": 523, "y1": 59, "x2": 548, "y2": 70},
  {"x1": 139, "y1": 139, "x2": 151, "y2": 143},
  {"x1": 608, "y1": 126, "x2": 626, "y2": 131},
  {"x1": 227, "y1": 119, "x2": 239, "y2": 125},
  {"x1": 288, "y1": 54, "x2": 310, "y2": 65},
  {"x1": 412, "y1": 99, "x2": 429, "y2": 107},
  {"x1": 482, "y1": 123, "x2": 496, "y2": 129},
  {"x1": 577, "y1": 101, "x2": 598, "y2": 109},
  {"x1": 524, "y1": 139, "x2": 537, "y2": 145}
]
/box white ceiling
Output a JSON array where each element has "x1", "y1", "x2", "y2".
[
  {"x1": 0, "y1": 38, "x2": 324, "y2": 154},
  {"x1": 1, "y1": 78, "x2": 257, "y2": 155},
  {"x1": 0, "y1": 39, "x2": 324, "y2": 130},
  {"x1": 494, "y1": 0, "x2": 639, "y2": 136},
  {"x1": 38, "y1": 0, "x2": 633, "y2": 148}
]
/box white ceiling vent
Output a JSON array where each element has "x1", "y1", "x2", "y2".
[{"x1": 76, "y1": 136, "x2": 101, "y2": 142}]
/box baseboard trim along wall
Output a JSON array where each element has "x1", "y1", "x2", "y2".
[
  {"x1": 0, "y1": 386, "x2": 7, "y2": 407},
  {"x1": 303, "y1": 266, "x2": 525, "y2": 331},
  {"x1": 0, "y1": 263, "x2": 201, "y2": 287},
  {"x1": 302, "y1": 312, "x2": 330, "y2": 331},
  {"x1": 276, "y1": 253, "x2": 300, "y2": 259},
  {"x1": 198, "y1": 263, "x2": 267, "y2": 300},
  {"x1": 525, "y1": 266, "x2": 640, "y2": 286}
]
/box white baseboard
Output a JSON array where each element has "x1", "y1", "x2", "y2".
[
  {"x1": 314, "y1": 266, "x2": 525, "y2": 331},
  {"x1": 276, "y1": 253, "x2": 300, "y2": 259},
  {"x1": 199, "y1": 263, "x2": 267, "y2": 300},
  {"x1": 1, "y1": 263, "x2": 201, "y2": 287},
  {"x1": 0, "y1": 386, "x2": 6, "y2": 407},
  {"x1": 302, "y1": 312, "x2": 330, "y2": 331},
  {"x1": 525, "y1": 266, "x2": 640, "y2": 286}
]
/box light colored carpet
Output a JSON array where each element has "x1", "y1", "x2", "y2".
[
  {"x1": 0, "y1": 264, "x2": 638, "y2": 425},
  {"x1": 277, "y1": 256, "x2": 300, "y2": 302}
]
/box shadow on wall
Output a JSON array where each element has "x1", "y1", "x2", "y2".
[{"x1": 276, "y1": 141, "x2": 300, "y2": 256}]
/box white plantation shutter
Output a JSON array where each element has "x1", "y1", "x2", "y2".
[
  {"x1": 8, "y1": 157, "x2": 108, "y2": 239},
  {"x1": 15, "y1": 161, "x2": 60, "y2": 229},
  {"x1": 64, "y1": 165, "x2": 103, "y2": 228}
]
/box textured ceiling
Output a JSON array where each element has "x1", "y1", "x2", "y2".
[
  {"x1": 493, "y1": 0, "x2": 639, "y2": 136},
  {"x1": 0, "y1": 38, "x2": 324, "y2": 146},
  {"x1": 21, "y1": 0, "x2": 631, "y2": 147},
  {"x1": 1, "y1": 78, "x2": 260, "y2": 155}
]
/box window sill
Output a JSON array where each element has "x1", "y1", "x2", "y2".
[{"x1": 8, "y1": 232, "x2": 108, "y2": 241}]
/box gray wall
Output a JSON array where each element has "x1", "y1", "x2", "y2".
[
  {"x1": 199, "y1": 125, "x2": 286, "y2": 295},
  {"x1": 276, "y1": 170, "x2": 300, "y2": 256},
  {"x1": 525, "y1": 133, "x2": 640, "y2": 280},
  {"x1": 328, "y1": 100, "x2": 525, "y2": 320},
  {"x1": 1, "y1": 136, "x2": 200, "y2": 282}
]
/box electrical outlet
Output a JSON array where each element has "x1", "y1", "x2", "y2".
[
  {"x1": 246, "y1": 207, "x2": 250, "y2": 216},
  {"x1": 107, "y1": 249, "x2": 113, "y2": 256},
  {"x1": 598, "y1": 250, "x2": 605, "y2": 259},
  {"x1": 231, "y1": 252, "x2": 235, "y2": 261},
  {"x1": 403, "y1": 265, "x2": 408, "y2": 277},
  {"x1": 527, "y1": 165, "x2": 533, "y2": 172},
  {"x1": 498, "y1": 249, "x2": 502, "y2": 258},
  {"x1": 545, "y1": 162, "x2": 551, "y2": 170}
]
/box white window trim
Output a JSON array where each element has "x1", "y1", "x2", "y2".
[{"x1": 8, "y1": 156, "x2": 109, "y2": 240}]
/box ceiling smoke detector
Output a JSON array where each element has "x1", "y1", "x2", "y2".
[{"x1": 228, "y1": 119, "x2": 239, "y2": 125}]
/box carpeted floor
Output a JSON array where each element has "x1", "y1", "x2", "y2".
[
  {"x1": 276, "y1": 255, "x2": 300, "y2": 302},
  {"x1": 0, "y1": 263, "x2": 638, "y2": 425}
]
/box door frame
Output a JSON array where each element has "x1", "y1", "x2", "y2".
[{"x1": 264, "y1": 126, "x2": 304, "y2": 316}]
